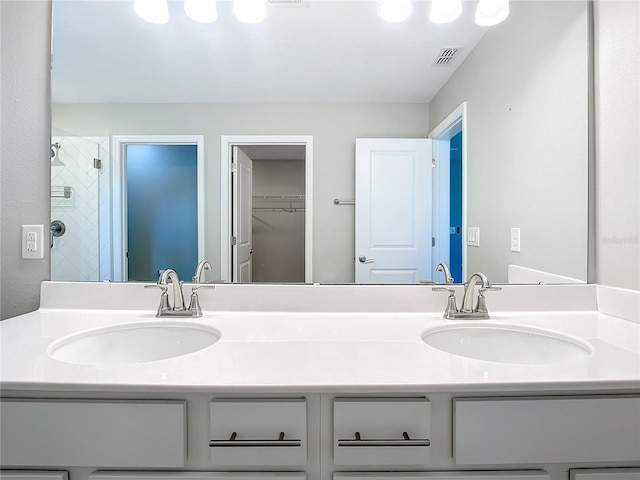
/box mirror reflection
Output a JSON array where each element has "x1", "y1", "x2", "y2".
[{"x1": 51, "y1": 0, "x2": 589, "y2": 285}]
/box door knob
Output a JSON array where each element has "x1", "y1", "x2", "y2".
[
  {"x1": 358, "y1": 255, "x2": 375, "y2": 263},
  {"x1": 250, "y1": 249, "x2": 255, "y2": 255}
]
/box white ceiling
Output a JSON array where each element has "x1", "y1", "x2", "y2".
[{"x1": 51, "y1": 0, "x2": 489, "y2": 104}]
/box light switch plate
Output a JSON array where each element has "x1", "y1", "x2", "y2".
[
  {"x1": 467, "y1": 227, "x2": 480, "y2": 247},
  {"x1": 511, "y1": 227, "x2": 521, "y2": 252}
]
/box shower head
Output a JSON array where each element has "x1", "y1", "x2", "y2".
[
  {"x1": 50, "y1": 142, "x2": 60, "y2": 157},
  {"x1": 50, "y1": 142, "x2": 65, "y2": 166}
]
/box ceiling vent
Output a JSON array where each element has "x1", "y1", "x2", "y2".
[
  {"x1": 269, "y1": 0, "x2": 303, "y2": 4},
  {"x1": 433, "y1": 47, "x2": 463, "y2": 66}
]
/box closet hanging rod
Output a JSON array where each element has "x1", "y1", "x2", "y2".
[
  {"x1": 253, "y1": 207, "x2": 305, "y2": 213},
  {"x1": 253, "y1": 195, "x2": 305, "y2": 200}
]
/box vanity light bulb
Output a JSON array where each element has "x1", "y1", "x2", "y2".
[
  {"x1": 185, "y1": 0, "x2": 218, "y2": 23},
  {"x1": 234, "y1": 0, "x2": 267, "y2": 24},
  {"x1": 133, "y1": 0, "x2": 169, "y2": 24},
  {"x1": 429, "y1": 0, "x2": 462, "y2": 24},
  {"x1": 475, "y1": 0, "x2": 509, "y2": 26},
  {"x1": 378, "y1": 0, "x2": 412, "y2": 23}
]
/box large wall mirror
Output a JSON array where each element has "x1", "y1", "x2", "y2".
[{"x1": 50, "y1": 0, "x2": 589, "y2": 285}]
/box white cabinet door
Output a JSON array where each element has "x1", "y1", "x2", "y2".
[
  {"x1": 571, "y1": 469, "x2": 640, "y2": 480},
  {"x1": 209, "y1": 399, "x2": 307, "y2": 466},
  {"x1": 333, "y1": 398, "x2": 430, "y2": 466},
  {"x1": 334, "y1": 472, "x2": 550, "y2": 480},
  {"x1": 0, "y1": 400, "x2": 186, "y2": 467},
  {"x1": 454, "y1": 396, "x2": 640, "y2": 465}
]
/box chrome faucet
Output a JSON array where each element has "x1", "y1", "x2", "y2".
[
  {"x1": 460, "y1": 272, "x2": 490, "y2": 313},
  {"x1": 435, "y1": 262, "x2": 454, "y2": 284},
  {"x1": 432, "y1": 272, "x2": 500, "y2": 319},
  {"x1": 192, "y1": 260, "x2": 212, "y2": 283},
  {"x1": 146, "y1": 268, "x2": 213, "y2": 317},
  {"x1": 159, "y1": 268, "x2": 186, "y2": 312}
]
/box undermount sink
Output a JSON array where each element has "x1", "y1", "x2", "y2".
[
  {"x1": 48, "y1": 321, "x2": 221, "y2": 366},
  {"x1": 422, "y1": 323, "x2": 592, "y2": 365}
]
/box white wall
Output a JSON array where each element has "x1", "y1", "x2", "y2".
[
  {"x1": 429, "y1": 1, "x2": 589, "y2": 283},
  {"x1": 594, "y1": 1, "x2": 640, "y2": 291},
  {"x1": 52, "y1": 103, "x2": 430, "y2": 283},
  {"x1": 0, "y1": 1, "x2": 52, "y2": 319}
]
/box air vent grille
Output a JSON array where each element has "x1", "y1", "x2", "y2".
[
  {"x1": 433, "y1": 47, "x2": 463, "y2": 66},
  {"x1": 269, "y1": 0, "x2": 302, "y2": 4}
]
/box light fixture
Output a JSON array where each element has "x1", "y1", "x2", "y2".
[
  {"x1": 429, "y1": 0, "x2": 462, "y2": 24},
  {"x1": 475, "y1": 0, "x2": 509, "y2": 26},
  {"x1": 378, "y1": 0, "x2": 412, "y2": 23},
  {"x1": 184, "y1": 0, "x2": 218, "y2": 23},
  {"x1": 233, "y1": 0, "x2": 267, "y2": 24},
  {"x1": 133, "y1": 0, "x2": 169, "y2": 24}
]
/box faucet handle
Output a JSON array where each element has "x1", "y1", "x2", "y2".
[
  {"x1": 432, "y1": 287, "x2": 459, "y2": 318},
  {"x1": 431, "y1": 287, "x2": 456, "y2": 294},
  {"x1": 188, "y1": 285, "x2": 215, "y2": 317},
  {"x1": 476, "y1": 286, "x2": 501, "y2": 313},
  {"x1": 192, "y1": 285, "x2": 215, "y2": 293},
  {"x1": 145, "y1": 284, "x2": 170, "y2": 315},
  {"x1": 478, "y1": 286, "x2": 502, "y2": 295},
  {"x1": 145, "y1": 284, "x2": 168, "y2": 294}
]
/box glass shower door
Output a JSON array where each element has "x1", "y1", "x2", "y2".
[{"x1": 50, "y1": 130, "x2": 110, "y2": 281}]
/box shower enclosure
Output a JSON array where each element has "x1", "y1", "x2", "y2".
[{"x1": 50, "y1": 128, "x2": 110, "y2": 281}]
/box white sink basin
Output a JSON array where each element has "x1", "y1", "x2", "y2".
[
  {"x1": 48, "y1": 321, "x2": 221, "y2": 366},
  {"x1": 422, "y1": 323, "x2": 592, "y2": 364}
]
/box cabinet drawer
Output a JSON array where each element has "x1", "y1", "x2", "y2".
[
  {"x1": 333, "y1": 398, "x2": 430, "y2": 466},
  {"x1": 0, "y1": 399, "x2": 186, "y2": 467},
  {"x1": 334, "y1": 472, "x2": 550, "y2": 480},
  {"x1": 209, "y1": 399, "x2": 307, "y2": 466},
  {"x1": 454, "y1": 396, "x2": 640, "y2": 465},
  {"x1": 570, "y1": 468, "x2": 640, "y2": 480},
  {"x1": 0, "y1": 472, "x2": 68, "y2": 480},
  {"x1": 90, "y1": 473, "x2": 307, "y2": 480}
]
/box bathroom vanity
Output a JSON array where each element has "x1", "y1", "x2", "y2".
[{"x1": 1, "y1": 282, "x2": 639, "y2": 480}]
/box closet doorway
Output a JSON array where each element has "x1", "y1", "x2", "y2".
[{"x1": 220, "y1": 135, "x2": 313, "y2": 283}]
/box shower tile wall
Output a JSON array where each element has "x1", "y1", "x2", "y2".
[{"x1": 50, "y1": 136, "x2": 110, "y2": 281}]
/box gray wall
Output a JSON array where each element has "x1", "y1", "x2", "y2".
[
  {"x1": 52, "y1": 103, "x2": 430, "y2": 283},
  {"x1": 594, "y1": 1, "x2": 640, "y2": 290},
  {"x1": 1, "y1": 0, "x2": 639, "y2": 318},
  {"x1": 0, "y1": 1, "x2": 51, "y2": 319},
  {"x1": 429, "y1": 1, "x2": 589, "y2": 283}
]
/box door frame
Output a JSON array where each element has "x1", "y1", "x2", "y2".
[
  {"x1": 428, "y1": 102, "x2": 468, "y2": 282},
  {"x1": 112, "y1": 135, "x2": 205, "y2": 281},
  {"x1": 220, "y1": 135, "x2": 313, "y2": 283}
]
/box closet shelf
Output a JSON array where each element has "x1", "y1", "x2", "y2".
[
  {"x1": 252, "y1": 195, "x2": 305, "y2": 213},
  {"x1": 253, "y1": 195, "x2": 305, "y2": 201}
]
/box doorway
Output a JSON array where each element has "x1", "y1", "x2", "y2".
[
  {"x1": 112, "y1": 135, "x2": 205, "y2": 282},
  {"x1": 429, "y1": 102, "x2": 467, "y2": 283},
  {"x1": 220, "y1": 135, "x2": 313, "y2": 283}
]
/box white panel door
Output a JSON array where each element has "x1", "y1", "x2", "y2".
[
  {"x1": 232, "y1": 147, "x2": 253, "y2": 282},
  {"x1": 355, "y1": 138, "x2": 432, "y2": 284}
]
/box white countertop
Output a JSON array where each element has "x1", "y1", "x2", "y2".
[{"x1": 1, "y1": 300, "x2": 639, "y2": 394}]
